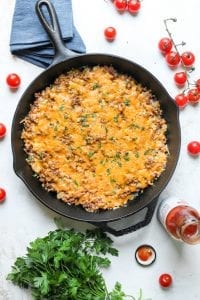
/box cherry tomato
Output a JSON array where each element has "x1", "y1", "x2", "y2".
[
  {"x1": 181, "y1": 51, "x2": 195, "y2": 67},
  {"x1": 104, "y1": 26, "x2": 117, "y2": 41},
  {"x1": 127, "y1": 0, "x2": 141, "y2": 13},
  {"x1": 114, "y1": 0, "x2": 127, "y2": 11},
  {"x1": 175, "y1": 94, "x2": 188, "y2": 108},
  {"x1": 174, "y1": 72, "x2": 187, "y2": 86},
  {"x1": 6, "y1": 73, "x2": 21, "y2": 89},
  {"x1": 165, "y1": 51, "x2": 180, "y2": 67},
  {"x1": 159, "y1": 273, "x2": 173, "y2": 288},
  {"x1": 187, "y1": 88, "x2": 200, "y2": 104},
  {"x1": 196, "y1": 79, "x2": 200, "y2": 92},
  {"x1": 158, "y1": 38, "x2": 173, "y2": 54},
  {"x1": 187, "y1": 141, "x2": 200, "y2": 156},
  {"x1": 0, "y1": 123, "x2": 6, "y2": 139},
  {"x1": 0, "y1": 188, "x2": 6, "y2": 203}
]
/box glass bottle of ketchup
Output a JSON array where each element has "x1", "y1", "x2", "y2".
[{"x1": 157, "y1": 197, "x2": 200, "y2": 244}]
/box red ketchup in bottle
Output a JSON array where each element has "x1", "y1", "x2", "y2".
[{"x1": 157, "y1": 197, "x2": 200, "y2": 244}]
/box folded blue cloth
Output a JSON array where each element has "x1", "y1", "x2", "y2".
[{"x1": 10, "y1": 0, "x2": 86, "y2": 68}]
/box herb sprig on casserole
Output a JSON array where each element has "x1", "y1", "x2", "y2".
[{"x1": 21, "y1": 66, "x2": 168, "y2": 212}]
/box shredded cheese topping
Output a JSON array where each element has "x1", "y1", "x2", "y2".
[{"x1": 21, "y1": 66, "x2": 168, "y2": 212}]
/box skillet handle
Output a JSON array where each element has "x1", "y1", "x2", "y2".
[
  {"x1": 90, "y1": 197, "x2": 159, "y2": 236},
  {"x1": 35, "y1": 0, "x2": 77, "y2": 66}
]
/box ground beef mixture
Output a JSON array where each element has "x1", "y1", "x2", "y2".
[{"x1": 21, "y1": 66, "x2": 168, "y2": 212}]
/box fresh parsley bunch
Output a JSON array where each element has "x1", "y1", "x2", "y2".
[{"x1": 7, "y1": 227, "x2": 149, "y2": 300}]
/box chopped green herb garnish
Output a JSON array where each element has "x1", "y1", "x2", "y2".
[
  {"x1": 98, "y1": 99, "x2": 105, "y2": 107},
  {"x1": 117, "y1": 161, "x2": 122, "y2": 167},
  {"x1": 79, "y1": 115, "x2": 89, "y2": 127},
  {"x1": 115, "y1": 152, "x2": 121, "y2": 160},
  {"x1": 144, "y1": 149, "x2": 154, "y2": 155},
  {"x1": 124, "y1": 152, "x2": 130, "y2": 161},
  {"x1": 100, "y1": 158, "x2": 109, "y2": 165},
  {"x1": 110, "y1": 177, "x2": 117, "y2": 184},
  {"x1": 124, "y1": 99, "x2": 130, "y2": 106},
  {"x1": 87, "y1": 151, "x2": 95, "y2": 158},
  {"x1": 111, "y1": 152, "x2": 122, "y2": 167},
  {"x1": 26, "y1": 155, "x2": 34, "y2": 162},
  {"x1": 92, "y1": 83, "x2": 101, "y2": 90},
  {"x1": 113, "y1": 114, "x2": 119, "y2": 123},
  {"x1": 38, "y1": 152, "x2": 44, "y2": 160},
  {"x1": 73, "y1": 179, "x2": 79, "y2": 188},
  {"x1": 106, "y1": 168, "x2": 111, "y2": 175},
  {"x1": 68, "y1": 145, "x2": 74, "y2": 151},
  {"x1": 98, "y1": 141, "x2": 102, "y2": 149},
  {"x1": 79, "y1": 114, "x2": 96, "y2": 128},
  {"x1": 109, "y1": 136, "x2": 116, "y2": 142},
  {"x1": 50, "y1": 121, "x2": 60, "y2": 131},
  {"x1": 129, "y1": 123, "x2": 140, "y2": 129},
  {"x1": 134, "y1": 151, "x2": 140, "y2": 158},
  {"x1": 59, "y1": 104, "x2": 65, "y2": 111},
  {"x1": 105, "y1": 127, "x2": 109, "y2": 134},
  {"x1": 76, "y1": 146, "x2": 83, "y2": 152},
  {"x1": 90, "y1": 113, "x2": 97, "y2": 118},
  {"x1": 80, "y1": 115, "x2": 87, "y2": 122}
]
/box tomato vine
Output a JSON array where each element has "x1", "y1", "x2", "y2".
[{"x1": 159, "y1": 18, "x2": 200, "y2": 108}]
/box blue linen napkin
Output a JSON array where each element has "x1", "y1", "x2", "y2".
[{"x1": 10, "y1": 0, "x2": 86, "y2": 68}]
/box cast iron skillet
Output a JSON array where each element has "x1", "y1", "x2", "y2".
[{"x1": 11, "y1": 0, "x2": 181, "y2": 236}]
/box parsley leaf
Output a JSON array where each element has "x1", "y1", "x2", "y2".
[{"x1": 7, "y1": 224, "x2": 150, "y2": 300}]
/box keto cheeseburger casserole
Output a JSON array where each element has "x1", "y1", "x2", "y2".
[{"x1": 21, "y1": 66, "x2": 168, "y2": 212}]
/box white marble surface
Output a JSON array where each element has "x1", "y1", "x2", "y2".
[{"x1": 0, "y1": 0, "x2": 200, "y2": 299}]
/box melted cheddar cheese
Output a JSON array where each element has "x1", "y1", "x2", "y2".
[{"x1": 21, "y1": 66, "x2": 168, "y2": 212}]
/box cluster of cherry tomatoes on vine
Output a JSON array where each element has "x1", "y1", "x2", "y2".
[
  {"x1": 158, "y1": 36, "x2": 200, "y2": 109},
  {"x1": 158, "y1": 20, "x2": 199, "y2": 157},
  {"x1": 158, "y1": 31, "x2": 200, "y2": 157},
  {"x1": 0, "y1": 73, "x2": 21, "y2": 204}
]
